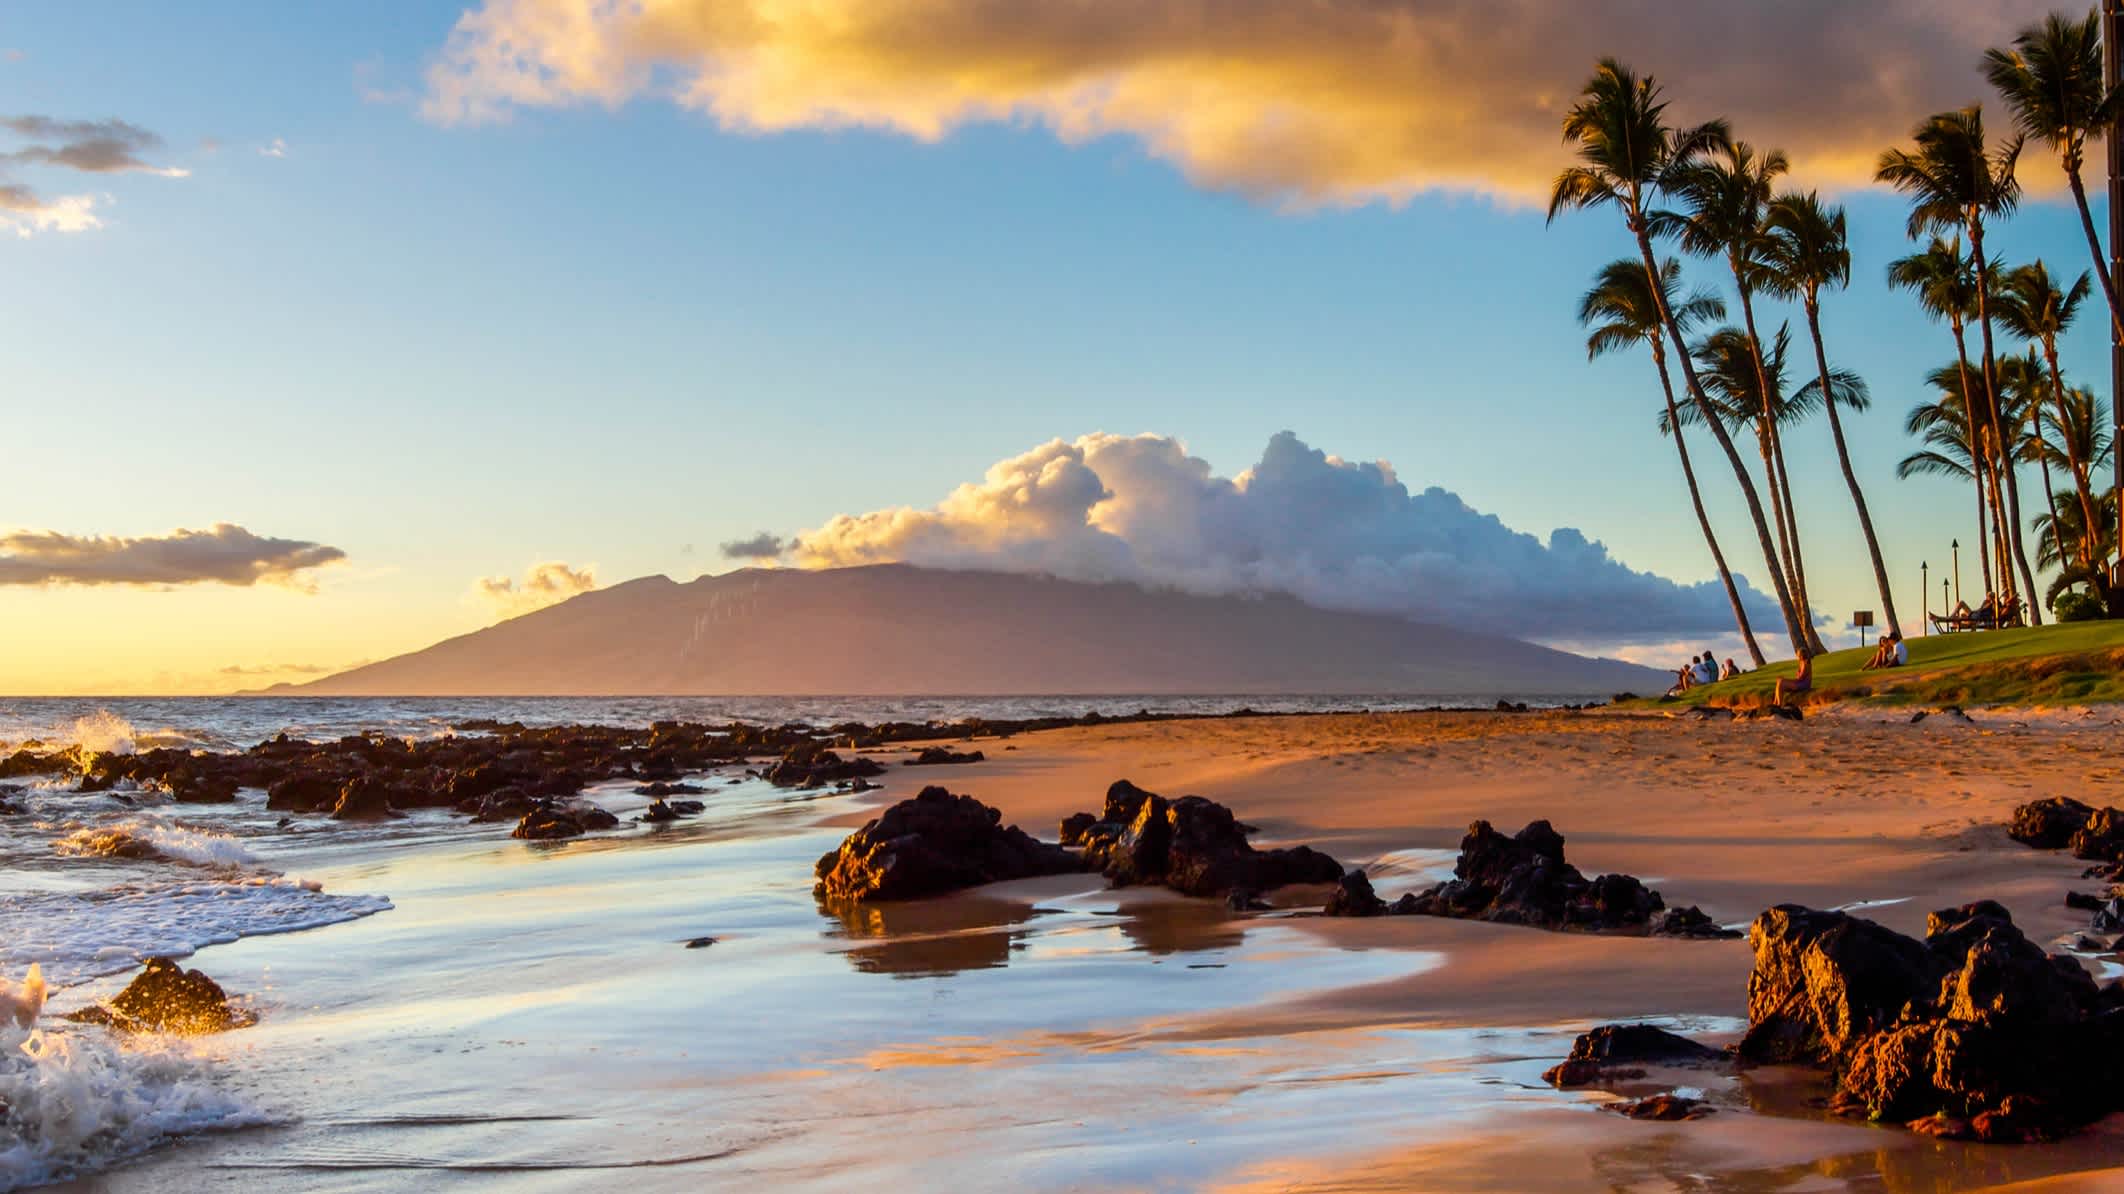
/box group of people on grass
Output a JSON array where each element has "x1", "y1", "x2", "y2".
[
  {"x1": 1671, "y1": 629, "x2": 1906, "y2": 705},
  {"x1": 1670, "y1": 651, "x2": 1742, "y2": 694}
]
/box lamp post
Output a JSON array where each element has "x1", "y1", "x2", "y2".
[
  {"x1": 1922, "y1": 561, "x2": 1929, "y2": 635},
  {"x1": 1951, "y1": 538, "x2": 1961, "y2": 607},
  {"x1": 1943, "y1": 578, "x2": 1950, "y2": 625}
]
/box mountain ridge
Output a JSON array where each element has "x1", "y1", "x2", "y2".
[{"x1": 282, "y1": 564, "x2": 1664, "y2": 697}]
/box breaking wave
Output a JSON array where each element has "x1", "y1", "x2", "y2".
[{"x1": 53, "y1": 821, "x2": 261, "y2": 870}]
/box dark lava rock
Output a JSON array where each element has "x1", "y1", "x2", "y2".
[
  {"x1": 684, "y1": 936, "x2": 717, "y2": 949},
  {"x1": 576, "y1": 807, "x2": 620, "y2": 830},
  {"x1": 267, "y1": 773, "x2": 345, "y2": 813},
  {"x1": 1070, "y1": 781, "x2": 1342, "y2": 899},
  {"x1": 2065, "y1": 890, "x2": 2105, "y2": 913},
  {"x1": 635, "y1": 781, "x2": 704, "y2": 797},
  {"x1": 66, "y1": 958, "x2": 256, "y2": 1035},
  {"x1": 904, "y1": 747, "x2": 986, "y2": 767},
  {"x1": 1397, "y1": 820, "x2": 1734, "y2": 937},
  {"x1": 1742, "y1": 900, "x2": 2124, "y2": 1142},
  {"x1": 1059, "y1": 811, "x2": 1100, "y2": 846},
  {"x1": 1543, "y1": 1023, "x2": 1725, "y2": 1088},
  {"x1": 641, "y1": 799, "x2": 681, "y2": 823},
  {"x1": 1322, "y1": 870, "x2": 1389, "y2": 917},
  {"x1": 513, "y1": 807, "x2": 585, "y2": 840},
  {"x1": 329, "y1": 777, "x2": 402, "y2": 821},
  {"x1": 765, "y1": 747, "x2": 886, "y2": 790},
  {"x1": 2070, "y1": 807, "x2": 2124, "y2": 863},
  {"x1": 2008, "y1": 797, "x2": 2099, "y2": 851},
  {"x1": 814, "y1": 785, "x2": 1083, "y2": 902},
  {"x1": 469, "y1": 788, "x2": 537, "y2": 823},
  {"x1": 1606, "y1": 1094, "x2": 1713, "y2": 1121}
]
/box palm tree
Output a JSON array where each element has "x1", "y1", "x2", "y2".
[
  {"x1": 1999, "y1": 348, "x2": 2070, "y2": 546},
  {"x1": 1579, "y1": 258, "x2": 1767, "y2": 665},
  {"x1": 1549, "y1": 59, "x2": 1809, "y2": 652},
  {"x1": 1877, "y1": 107, "x2": 2044, "y2": 623},
  {"x1": 1763, "y1": 190, "x2": 1900, "y2": 637},
  {"x1": 1689, "y1": 325, "x2": 1811, "y2": 523},
  {"x1": 1652, "y1": 143, "x2": 1824, "y2": 651},
  {"x1": 1985, "y1": 11, "x2": 2124, "y2": 340},
  {"x1": 2031, "y1": 383, "x2": 2117, "y2": 604},
  {"x1": 1890, "y1": 240, "x2": 1999, "y2": 598},
  {"x1": 1994, "y1": 260, "x2": 2107, "y2": 574}
]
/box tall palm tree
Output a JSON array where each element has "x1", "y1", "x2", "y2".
[
  {"x1": 1763, "y1": 190, "x2": 1901, "y2": 637},
  {"x1": 1549, "y1": 59, "x2": 1809, "y2": 652},
  {"x1": 1999, "y1": 348, "x2": 2070, "y2": 545},
  {"x1": 1890, "y1": 240, "x2": 1998, "y2": 598},
  {"x1": 1652, "y1": 143, "x2": 1823, "y2": 651},
  {"x1": 1994, "y1": 260, "x2": 2107, "y2": 574},
  {"x1": 1985, "y1": 10, "x2": 2124, "y2": 340},
  {"x1": 1579, "y1": 258, "x2": 1767, "y2": 665},
  {"x1": 1877, "y1": 107, "x2": 2044, "y2": 623},
  {"x1": 1689, "y1": 325, "x2": 1809, "y2": 522}
]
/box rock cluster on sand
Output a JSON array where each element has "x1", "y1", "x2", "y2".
[
  {"x1": 66, "y1": 958, "x2": 256, "y2": 1035},
  {"x1": 1739, "y1": 901, "x2": 2124, "y2": 1142},
  {"x1": 762, "y1": 746, "x2": 887, "y2": 790},
  {"x1": 2008, "y1": 796, "x2": 2124, "y2": 862},
  {"x1": 1060, "y1": 780, "x2": 1343, "y2": 900},
  {"x1": 1354, "y1": 819, "x2": 1736, "y2": 937},
  {"x1": 815, "y1": 786, "x2": 1083, "y2": 902},
  {"x1": 511, "y1": 801, "x2": 621, "y2": 840},
  {"x1": 903, "y1": 746, "x2": 985, "y2": 767}
]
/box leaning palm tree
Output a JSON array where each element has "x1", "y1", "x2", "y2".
[
  {"x1": 1877, "y1": 107, "x2": 2043, "y2": 623},
  {"x1": 1985, "y1": 10, "x2": 2124, "y2": 340},
  {"x1": 1902, "y1": 374, "x2": 1997, "y2": 605},
  {"x1": 1890, "y1": 239, "x2": 1998, "y2": 597},
  {"x1": 1651, "y1": 143, "x2": 1823, "y2": 650},
  {"x1": 1690, "y1": 324, "x2": 1812, "y2": 524},
  {"x1": 1580, "y1": 258, "x2": 1767, "y2": 665},
  {"x1": 1994, "y1": 259, "x2": 2107, "y2": 574},
  {"x1": 1763, "y1": 190, "x2": 1900, "y2": 637},
  {"x1": 1549, "y1": 59, "x2": 1808, "y2": 652}
]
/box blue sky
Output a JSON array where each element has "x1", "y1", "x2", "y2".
[{"x1": 0, "y1": 1, "x2": 2111, "y2": 691}]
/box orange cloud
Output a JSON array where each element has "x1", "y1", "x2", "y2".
[
  {"x1": 424, "y1": 0, "x2": 2058, "y2": 205},
  {"x1": 473, "y1": 560, "x2": 597, "y2": 619}
]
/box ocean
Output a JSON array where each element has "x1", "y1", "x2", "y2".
[{"x1": 0, "y1": 693, "x2": 1601, "y2": 1191}]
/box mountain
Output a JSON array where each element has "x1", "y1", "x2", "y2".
[{"x1": 285, "y1": 564, "x2": 1664, "y2": 696}]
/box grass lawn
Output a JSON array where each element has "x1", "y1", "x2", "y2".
[{"x1": 1634, "y1": 619, "x2": 2124, "y2": 710}]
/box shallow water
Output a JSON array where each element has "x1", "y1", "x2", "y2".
[{"x1": 8, "y1": 703, "x2": 2124, "y2": 1190}]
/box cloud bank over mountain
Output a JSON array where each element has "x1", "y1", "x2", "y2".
[
  {"x1": 793, "y1": 431, "x2": 1776, "y2": 644},
  {"x1": 423, "y1": 0, "x2": 2050, "y2": 205},
  {"x1": 473, "y1": 561, "x2": 598, "y2": 619}
]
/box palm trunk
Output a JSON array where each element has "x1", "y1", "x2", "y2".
[
  {"x1": 1950, "y1": 322, "x2": 1996, "y2": 600},
  {"x1": 1734, "y1": 283, "x2": 1815, "y2": 637},
  {"x1": 2040, "y1": 338, "x2": 2104, "y2": 572},
  {"x1": 1770, "y1": 431, "x2": 1827, "y2": 653},
  {"x1": 2029, "y1": 404, "x2": 2067, "y2": 561},
  {"x1": 1804, "y1": 298, "x2": 1900, "y2": 637},
  {"x1": 1630, "y1": 225, "x2": 1808, "y2": 654},
  {"x1": 1969, "y1": 220, "x2": 2044, "y2": 624},
  {"x1": 2067, "y1": 168, "x2": 2124, "y2": 342},
  {"x1": 1655, "y1": 344, "x2": 1766, "y2": 666}
]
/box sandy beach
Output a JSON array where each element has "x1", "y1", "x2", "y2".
[{"x1": 15, "y1": 704, "x2": 2124, "y2": 1192}]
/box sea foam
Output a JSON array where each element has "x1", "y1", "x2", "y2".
[
  {"x1": 0, "y1": 1012, "x2": 278, "y2": 1191},
  {"x1": 0, "y1": 878, "x2": 392, "y2": 987},
  {"x1": 54, "y1": 820, "x2": 261, "y2": 870}
]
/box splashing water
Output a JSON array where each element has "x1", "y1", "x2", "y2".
[
  {"x1": 53, "y1": 821, "x2": 260, "y2": 870},
  {"x1": 65, "y1": 711, "x2": 138, "y2": 759},
  {"x1": 0, "y1": 1010, "x2": 278, "y2": 1190},
  {"x1": 0, "y1": 966, "x2": 44, "y2": 1030}
]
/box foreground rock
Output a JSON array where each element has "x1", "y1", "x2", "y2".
[
  {"x1": 1064, "y1": 780, "x2": 1342, "y2": 899},
  {"x1": 1389, "y1": 820, "x2": 1737, "y2": 937},
  {"x1": 903, "y1": 746, "x2": 985, "y2": 767},
  {"x1": 2007, "y1": 796, "x2": 2124, "y2": 862},
  {"x1": 67, "y1": 958, "x2": 256, "y2": 1035},
  {"x1": 1742, "y1": 900, "x2": 2124, "y2": 1141},
  {"x1": 511, "y1": 801, "x2": 621, "y2": 840},
  {"x1": 1542, "y1": 1023, "x2": 1726, "y2": 1088},
  {"x1": 816, "y1": 786, "x2": 1083, "y2": 902},
  {"x1": 764, "y1": 746, "x2": 887, "y2": 790}
]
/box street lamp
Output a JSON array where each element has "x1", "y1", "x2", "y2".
[
  {"x1": 1922, "y1": 561, "x2": 1929, "y2": 635},
  {"x1": 1951, "y1": 539, "x2": 1961, "y2": 607}
]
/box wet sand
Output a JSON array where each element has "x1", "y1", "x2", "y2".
[
  {"x1": 47, "y1": 707, "x2": 2124, "y2": 1192},
  {"x1": 839, "y1": 708, "x2": 2124, "y2": 1189}
]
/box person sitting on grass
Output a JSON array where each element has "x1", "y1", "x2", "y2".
[
  {"x1": 1862, "y1": 631, "x2": 1906, "y2": 671},
  {"x1": 1772, "y1": 651, "x2": 1814, "y2": 707},
  {"x1": 1691, "y1": 652, "x2": 1719, "y2": 686},
  {"x1": 1719, "y1": 657, "x2": 1741, "y2": 681}
]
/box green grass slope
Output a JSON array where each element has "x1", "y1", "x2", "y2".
[{"x1": 1637, "y1": 620, "x2": 2124, "y2": 710}]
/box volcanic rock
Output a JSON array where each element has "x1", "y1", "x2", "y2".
[
  {"x1": 66, "y1": 958, "x2": 256, "y2": 1035},
  {"x1": 814, "y1": 785, "x2": 1083, "y2": 902}
]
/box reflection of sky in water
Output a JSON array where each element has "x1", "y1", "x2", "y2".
[{"x1": 53, "y1": 773, "x2": 2124, "y2": 1193}]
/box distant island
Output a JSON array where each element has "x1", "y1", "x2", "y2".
[{"x1": 275, "y1": 564, "x2": 1662, "y2": 697}]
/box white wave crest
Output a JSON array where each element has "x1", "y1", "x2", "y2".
[
  {"x1": 0, "y1": 879, "x2": 391, "y2": 987},
  {"x1": 54, "y1": 821, "x2": 260, "y2": 870},
  {"x1": 65, "y1": 711, "x2": 138, "y2": 758},
  {"x1": 0, "y1": 1014, "x2": 278, "y2": 1190}
]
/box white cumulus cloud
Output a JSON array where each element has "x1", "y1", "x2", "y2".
[
  {"x1": 473, "y1": 561, "x2": 598, "y2": 619},
  {"x1": 795, "y1": 431, "x2": 1778, "y2": 644}
]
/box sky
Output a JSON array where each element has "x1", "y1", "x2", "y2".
[{"x1": 1, "y1": 0, "x2": 2116, "y2": 693}]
